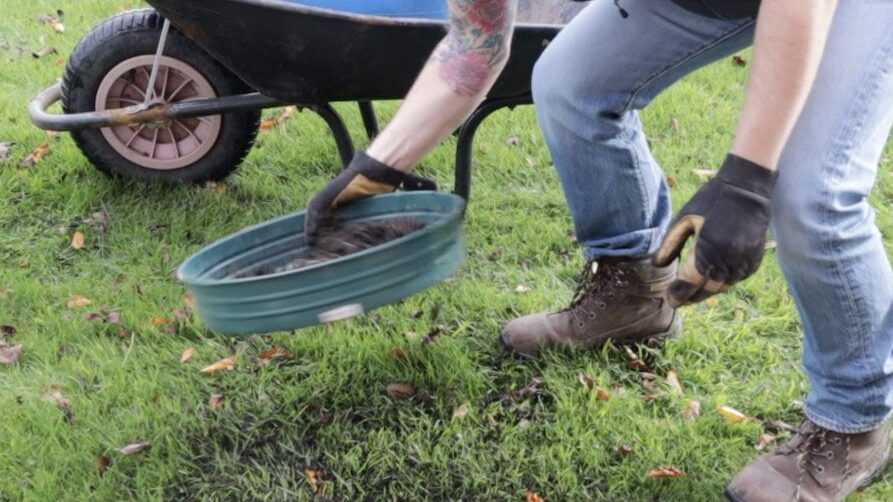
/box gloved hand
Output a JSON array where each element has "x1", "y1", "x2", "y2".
[
  {"x1": 303, "y1": 151, "x2": 437, "y2": 245},
  {"x1": 653, "y1": 154, "x2": 777, "y2": 307}
]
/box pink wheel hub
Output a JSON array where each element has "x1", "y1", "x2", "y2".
[{"x1": 95, "y1": 55, "x2": 222, "y2": 170}]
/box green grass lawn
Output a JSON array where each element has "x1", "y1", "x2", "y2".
[{"x1": 2, "y1": 2, "x2": 893, "y2": 501}]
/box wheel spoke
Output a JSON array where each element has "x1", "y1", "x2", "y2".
[
  {"x1": 120, "y1": 78, "x2": 147, "y2": 99},
  {"x1": 160, "y1": 66, "x2": 170, "y2": 100},
  {"x1": 166, "y1": 78, "x2": 192, "y2": 102},
  {"x1": 166, "y1": 126, "x2": 180, "y2": 158},
  {"x1": 123, "y1": 124, "x2": 146, "y2": 148},
  {"x1": 149, "y1": 129, "x2": 159, "y2": 159},
  {"x1": 174, "y1": 120, "x2": 200, "y2": 147},
  {"x1": 106, "y1": 97, "x2": 141, "y2": 106}
]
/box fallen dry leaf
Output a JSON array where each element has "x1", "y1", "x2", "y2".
[
  {"x1": 0, "y1": 142, "x2": 14, "y2": 163},
  {"x1": 692, "y1": 168, "x2": 717, "y2": 180},
  {"x1": 118, "y1": 441, "x2": 151, "y2": 456},
  {"x1": 31, "y1": 47, "x2": 57, "y2": 59},
  {"x1": 208, "y1": 394, "x2": 226, "y2": 409},
  {"x1": 756, "y1": 433, "x2": 777, "y2": 451},
  {"x1": 258, "y1": 346, "x2": 293, "y2": 359},
  {"x1": 48, "y1": 18, "x2": 65, "y2": 32},
  {"x1": 732, "y1": 54, "x2": 747, "y2": 67},
  {"x1": 183, "y1": 292, "x2": 196, "y2": 311},
  {"x1": 66, "y1": 295, "x2": 92, "y2": 308},
  {"x1": 150, "y1": 317, "x2": 172, "y2": 326},
  {"x1": 83, "y1": 210, "x2": 110, "y2": 233},
  {"x1": 669, "y1": 118, "x2": 680, "y2": 130},
  {"x1": 705, "y1": 296, "x2": 720, "y2": 308},
  {"x1": 453, "y1": 403, "x2": 470, "y2": 418},
  {"x1": 421, "y1": 325, "x2": 445, "y2": 345},
  {"x1": 96, "y1": 455, "x2": 111, "y2": 475},
  {"x1": 618, "y1": 445, "x2": 634, "y2": 456},
  {"x1": 259, "y1": 119, "x2": 277, "y2": 131},
  {"x1": 0, "y1": 344, "x2": 22, "y2": 364},
  {"x1": 386, "y1": 382, "x2": 415, "y2": 399},
  {"x1": 0, "y1": 325, "x2": 16, "y2": 335},
  {"x1": 41, "y1": 384, "x2": 75, "y2": 423},
  {"x1": 305, "y1": 469, "x2": 325, "y2": 493},
  {"x1": 578, "y1": 373, "x2": 595, "y2": 390},
  {"x1": 666, "y1": 371, "x2": 684, "y2": 395},
  {"x1": 71, "y1": 231, "x2": 85, "y2": 250},
  {"x1": 200, "y1": 357, "x2": 235, "y2": 375},
  {"x1": 276, "y1": 106, "x2": 296, "y2": 126},
  {"x1": 180, "y1": 347, "x2": 196, "y2": 363},
  {"x1": 525, "y1": 492, "x2": 545, "y2": 502},
  {"x1": 389, "y1": 346, "x2": 407, "y2": 358},
  {"x1": 646, "y1": 466, "x2": 686, "y2": 478},
  {"x1": 515, "y1": 284, "x2": 532, "y2": 294},
  {"x1": 21, "y1": 140, "x2": 51, "y2": 166},
  {"x1": 683, "y1": 400, "x2": 701, "y2": 420},
  {"x1": 666, "y1": 176, "x2": 677, "y2": 188},
  {"x1": 763, "y1": 419, "x2": 797, "y2": 433},
  {"x1": 505, "y1": 135, "x2": 521, "y2": 146},
  {"x1": 596, "y1": 388, "x2": 611, "y2": 401},
  {"x1": 718, "y1": 405, "x2": 748, "y2": 423},
  {"x1": 38, "y1": 11, "x2": 65, "y2": 33},
  {"x1": 629, "y1": 359, "x2": 652, "y2": 372}
]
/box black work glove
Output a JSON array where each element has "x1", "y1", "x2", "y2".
[
  {"x1": 653, "y1": 154, "x2": 777, "y2": 307},
  {"x1": 303, "y1": 151, "x2": 437, "y2": 245}
]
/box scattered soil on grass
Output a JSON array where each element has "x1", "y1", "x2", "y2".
[{"x1": 236, "y1": 218, "x2": 426, "y2": 278}]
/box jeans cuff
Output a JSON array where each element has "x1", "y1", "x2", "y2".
[{"x1": 806, "y1": 408, "x2": 893, "y2": 434}]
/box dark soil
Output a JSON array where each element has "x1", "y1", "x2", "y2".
[{"x1": 236, "y1": 218, "x2": 425, "y2": 278}]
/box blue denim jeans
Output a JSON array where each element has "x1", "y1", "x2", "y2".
[{"x1": 533, "y1": 0, "x2": 893, "y2": 432}]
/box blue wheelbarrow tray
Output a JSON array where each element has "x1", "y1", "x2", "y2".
[{"x1": 176, "y1": 192, "x2": 465, "y2": 334}]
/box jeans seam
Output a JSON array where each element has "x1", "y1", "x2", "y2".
[{"x1": 618, "y1": 18, "x2": 755, "y2": 113}]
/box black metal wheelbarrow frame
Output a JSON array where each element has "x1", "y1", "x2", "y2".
[{"x1": 29, "y1": 0, "x2": 584, "y2": 200}]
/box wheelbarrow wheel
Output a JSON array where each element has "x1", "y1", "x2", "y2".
[{"x1": 61, "y1": 9, "x2": 260, "y2": 183}]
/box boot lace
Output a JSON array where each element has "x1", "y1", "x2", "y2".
[
  {"x1": 564, "y1": 260, "x2": 630, "y2": 328},
  {"x1": 779, "y1": 421, "x2": 846, "y2": 497}
]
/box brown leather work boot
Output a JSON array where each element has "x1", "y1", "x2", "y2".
[
  {"x1": 500, "y1": 257, "x2": 680, "y2": 354},
  {"x1": 726, "y1": 419, "x2": 892, "y2": 502}
]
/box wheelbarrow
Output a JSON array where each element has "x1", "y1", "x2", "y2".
[{"x1": 28, "y1": 0, "x2": 585, "y2": 200}]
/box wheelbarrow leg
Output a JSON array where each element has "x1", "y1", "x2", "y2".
[
  {"x1": 305, "y1": 103, "x2": 355, "y2": 168},
  {"x1": 358, "y1": 101, "x2": 379, "y2": 140},
  {"x1": 454, "y1": 95, "x2": 532, "y2": 201}
]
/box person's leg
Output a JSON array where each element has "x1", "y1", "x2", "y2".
[
  {"x1": 771, "y1": 0, "x2": 893, "y2": 436},
  {"x1": 532, "y1": 0, "x2": 755, "y2": 260},
  {"x1": 503, "y1": 0, "x2": 756, "y2": 354},
  {"x1": 728, "y1": 2, "x2": 893, "y2": 500}
]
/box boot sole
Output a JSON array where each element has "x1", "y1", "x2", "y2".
[
  {"x1": 724, "y1": 445, "x2": 892, "y2": 501},
  {"x1": 500, "y1": 311, "x2": 682, "y2": 354}
]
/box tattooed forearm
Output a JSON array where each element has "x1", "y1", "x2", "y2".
[{"x1": 432, "y1": 0, "x2": 517, "y2": 96}]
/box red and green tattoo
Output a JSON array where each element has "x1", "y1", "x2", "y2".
[{"x1": 433, "y1": 0, "x2": 517, "y2": 96}]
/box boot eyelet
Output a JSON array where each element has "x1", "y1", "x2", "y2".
[
  {"x1": 815, "y1": 465, "x2": 825, "y2": 473},
  {"x1": 825, "y1": 451, "x2": 834, "y2": 459},
  {"x1": 577, "y1": 322, "x2": 585, "y2": 328},
  {"x1": 589, "y1": 312, "x2": 596, "y2": 319},
  {"x1": 830, "y1": 437, "x2": 842, "y2": 445},
  {"x1": 598, "y1": 302, "x2": 606, "y2": 309}
]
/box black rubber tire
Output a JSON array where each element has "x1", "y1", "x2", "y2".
[{"x1": 62, "y1": 9, "x2": 260, "y2": 183}]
